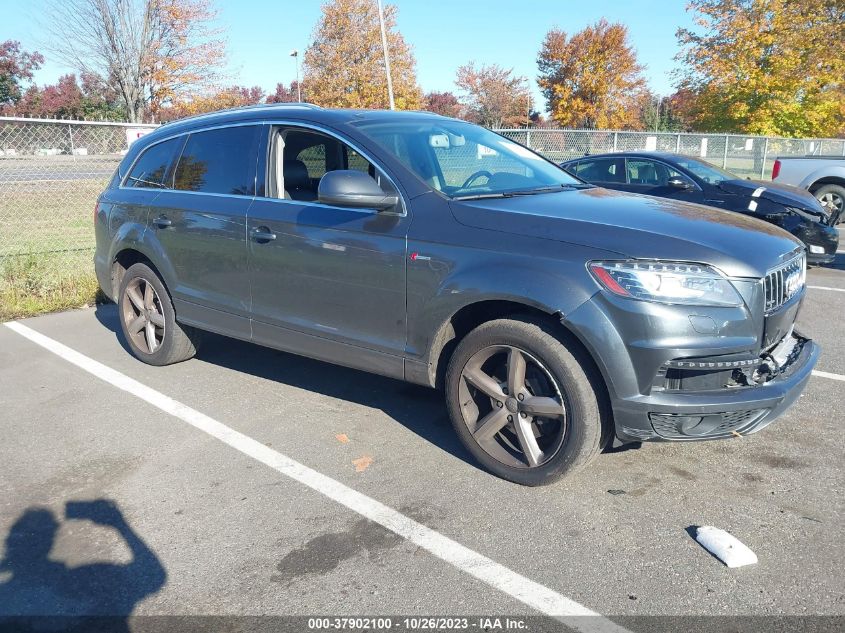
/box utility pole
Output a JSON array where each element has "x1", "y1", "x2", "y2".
[
  {"x1": 290, "y1": 49, "x2": 301, "y2": 102},
  {"x1": 376, "y1": 0, "x2": 395, "y2": 110}
]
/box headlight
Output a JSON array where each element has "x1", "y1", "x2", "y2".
[{"x1": 588, "y1": 261, "x2": 743, "y2": 307}]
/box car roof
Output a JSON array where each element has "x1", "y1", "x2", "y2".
[
  {"x1": 154, "y1": 104, "x2": 449, "y2": 135},
  {"x1": 561, "y1": 151, "x2": 688, "y2": 164}
]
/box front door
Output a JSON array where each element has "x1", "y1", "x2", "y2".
[{"x1": 247, "y1": 125, "x2": 409, "y2": 377}]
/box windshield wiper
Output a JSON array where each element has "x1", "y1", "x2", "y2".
[{"x1": 454, "y1": 183, "x2": 591, "y2": 201}]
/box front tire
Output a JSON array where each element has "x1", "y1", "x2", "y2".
[
  {"x1": 118, "y1": 262, "x2": 201, "y2": 366},
  {"x1": 445, "y1": 316, "x2": 606, "y2": 486}
]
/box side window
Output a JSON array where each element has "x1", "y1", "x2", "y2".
[
  {"x1": 576, "y1": 158, "x2": 625, "y2": 183},
  {"x1": 125, "y1": 137, "x2": 182, "y2": 189},
  {"x1": 274, "y1": 127, "x2": 395, "y2": 207},
  {"x1": 626, "y1": 159, "x2": 669, "y2": 186},
  {"x1": 173, "y1": 125, "x2": 260, "y2": 195}
]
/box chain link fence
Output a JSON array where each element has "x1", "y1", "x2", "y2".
[
  {"x1": 0, "y1": 117, "x2": 158, "y2": 316},
  {"x1": 497, "y1": 129, "x2": 845, "y2": 180},
  {"x1": 1, "y1": 117, "x2": 843, "y2": 315}
]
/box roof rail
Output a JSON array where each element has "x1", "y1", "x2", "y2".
[{"x1": 160, "y1": 102, "x2": 322, "y2": 126}]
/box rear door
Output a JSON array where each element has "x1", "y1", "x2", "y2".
[
  {"x1": 246, "y1": 124, "x2": 410, "y2": 377},
  {"x1": 150, "y1": 124, "x2": 261, "y2": 337}
]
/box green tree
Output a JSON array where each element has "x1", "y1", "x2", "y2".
[
  {"x1": 675, "y1": 0, "x2": 845, "y2": 137},
  {"x1": 302, "y1": 0, "x2": 422, "y2": 109}
]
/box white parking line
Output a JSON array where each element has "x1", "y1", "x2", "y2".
[
  {"x1": 808, "y1": 285, "x2": 845, "y2": 293},
  {"x1": 3, "y1": 321, "x2": 627, "y2": 633},
  {"x1": 813, "y1": 370, "x2": 845, "y2": 382}
]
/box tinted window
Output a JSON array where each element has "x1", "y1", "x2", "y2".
[
  {"x1": 575, "y1": 157, "x2": 625, "y2": 183},
  {"x1": 173, "y1": 126, "x2": 260, "y2": 195},
  {"x1": 125, "y1": 138, "x2": 181, "y2": 189}
]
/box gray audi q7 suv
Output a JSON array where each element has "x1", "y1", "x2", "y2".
[{"x1": 95, "y1": 104, "x2": 819, "y2": 485}]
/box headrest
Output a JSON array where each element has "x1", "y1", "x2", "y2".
[{"x1": 283, "y1": 159, "x2": 311, "y2": 190}]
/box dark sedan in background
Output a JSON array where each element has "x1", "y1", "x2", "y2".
[{"x1": 561, "y1": 152, "x2": 839, "y2": 264}]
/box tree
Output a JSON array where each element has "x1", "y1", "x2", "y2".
[
  {"x1": 454, "y1": 63, "x2": 530, "y2": 128},
  {"x1": 266, "y1": 81, "x2": 301, "y2": 103},
  {"x1": 423, "y1": 91, "x2": 463, "y2": 118},
  {"x1": 675, "y1": 0, "x2": 845, "y2": 137},
  {"x1": 0, "y1": 41, "x2": 44, "y2": 110},
  {"x1": 635, "y1": 90, "x2": 688, "y2": 132},
  {"x1": 537, "y1": 19, "x2": 647, "y2": 129},
  {"x1": 45, "y1": 0, "x2": 226, "y2": 122},
  {"x1": 302, "y1": 0, "x2": 422, "y2": 109},
  {"x1": 163, "y1": 85, "x2": 264, "y2": 120}
]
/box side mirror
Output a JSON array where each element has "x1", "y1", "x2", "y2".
[
  {"x1": 667, "y1": 176, "x2": 693, "y2": 190},
  {"x1": 318, "y1": 170, "x2": 399, "y2": 211}
]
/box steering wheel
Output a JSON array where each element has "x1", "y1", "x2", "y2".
[{"x1": 461, "y1": 170, "x2": 493, "y2": 189}]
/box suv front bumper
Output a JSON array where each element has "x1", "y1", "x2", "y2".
[
  {"x1": 613, "y1": 331, "x2": 818, "y2": 442},
  {"x1": 564, "y1": 291, "x2": 819, "y2": 444}
]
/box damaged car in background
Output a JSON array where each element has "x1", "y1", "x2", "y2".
[{"x1": 561, "y1": 152, "x2": 839, "y2": 264}]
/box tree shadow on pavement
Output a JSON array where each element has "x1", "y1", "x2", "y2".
[
  {"x1": 93, "y1": 304, "x2": 476, "y2": 469},
  {"x1": 0, "y1": 499, "x2": 166, "y2": 633}
]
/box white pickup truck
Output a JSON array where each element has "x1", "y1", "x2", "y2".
[{"x1": 772, "y1": 156, "x2": 845, "y2": 224}]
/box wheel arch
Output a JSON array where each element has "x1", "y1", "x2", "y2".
[{"x1": 808, "y1": 175, "x2": 845, "y2": 192}]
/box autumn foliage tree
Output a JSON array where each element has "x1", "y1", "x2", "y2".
[
  {"x1": 423, "y1": 91, "x2": 463, "y2": 118},
  {"x1": 675, "y1": 0, "x2": 845, "y2": 137},
  {"x1": 302, "y1": 0, "x2": 422, "y2": 109},
  {"x1": 266, "y1": 82, "x2": 302, "y2": 103},
  {"x1": 0, "y1": 41, "x2": 44, "y2": 111},
  {"x1": 537, "y1": 19, "x2": 647, "y2": 129},
  {"x1": 455, "y1": 63, "x2": 530, "y2": 128},
  {"x1": 45, "y1": 0, "x2": 226, "y2": 122},
  {"x1": 163, "y1": 85, "x2": 264, "y2": 120}
]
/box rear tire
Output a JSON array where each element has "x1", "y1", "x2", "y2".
[
  {"x1": 118, "y1": 262, "x2": 201, "y2": 366},
  {"x1": 445, "y1": 316, "x2": 606, "y2": 486},
  {"x1": 814, "y1": 183, "x2": 845, "y2": 224}
]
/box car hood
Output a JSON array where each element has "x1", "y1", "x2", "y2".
[
  {"x1": 719, "y1": 179, "x2": 829, "y2": 222},
  {"x1": 450, "y1": 187, "x2": 804, "y2": 278}
]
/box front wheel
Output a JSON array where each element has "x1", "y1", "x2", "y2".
[
  {"x1": 445, "y1": 316, "x2": 606, "y2": 486},
  {"x1": 118, "y1": 262, "x2": 201, "y2": 366}
]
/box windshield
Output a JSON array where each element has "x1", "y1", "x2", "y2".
[
  {"x1": 672, "y1": 156, "x2": 737, "y2": 185},
  {"x1": 354, "y1": 119, "x2": 584, "y2": 198}
]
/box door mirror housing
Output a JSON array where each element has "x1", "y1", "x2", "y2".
[
  {"x1": 318, "y1": 170, "x2": 399, "y2": 211},
  {"x1": 667, "y1": 176, "x2": 694, "y2": 190}
]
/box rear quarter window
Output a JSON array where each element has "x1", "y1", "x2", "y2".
[
  {"x1": 124, "y1": 137, "x2": 183, "y2": 189},
  {"x1": 173, "y1": 125, "x2": 261, "y2": 195}
]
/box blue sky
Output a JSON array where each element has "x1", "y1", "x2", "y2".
[{"x1": 4, "y1": 0, "x2": 695, "y2": 110}]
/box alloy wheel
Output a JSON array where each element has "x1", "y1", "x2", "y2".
[
  {"x1": 458, "y1": 345, "x2": 567, "y2": 469},
  {"x1": 818, "y1": 191, "x2": 843, "y2": 216},
  {"x1": 121, "y1": 277, "x2": 165, "y2": 354}
]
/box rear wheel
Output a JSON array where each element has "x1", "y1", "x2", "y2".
[
  {"x1": 814, "y1": 184, "x2": 844, "y2": 224},
  {"x1": 445, "y1": 316, "x2": 606, "y2": 486},
  {"x1": 118, "y1": 263, "x2": 201, "y2": 366}
]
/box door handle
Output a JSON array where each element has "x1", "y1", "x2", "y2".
[
  {"x1": 251, "y1": 226, "x2": 277, "y2": 242},
  {"x1": 153, "y1": 216, "x2": 172, "y2": 228}
]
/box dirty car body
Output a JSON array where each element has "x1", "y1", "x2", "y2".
[{"x1": 94, "y1": 106, "x2": 820, "y2": 484}]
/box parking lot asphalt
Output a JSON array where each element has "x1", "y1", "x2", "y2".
[{"x1": 1, "y1": 257, "x2": 844, "y2": 629}]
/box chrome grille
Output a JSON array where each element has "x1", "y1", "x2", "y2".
[{"x1": 763, "y1": 253, "x2": 806, "y2": 313}]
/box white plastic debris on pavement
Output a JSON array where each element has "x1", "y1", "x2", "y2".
[{"x1": 695, "y1": 526, "x2": 758, "y2": 568}]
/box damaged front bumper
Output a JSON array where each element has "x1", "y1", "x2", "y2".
[{"x1": 612, "y1": 330, "x2": 819, "y2": 443}]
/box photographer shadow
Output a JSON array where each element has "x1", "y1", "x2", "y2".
[{"x1": 0, "y1": 499, "x2": 166, "y2": 632}]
